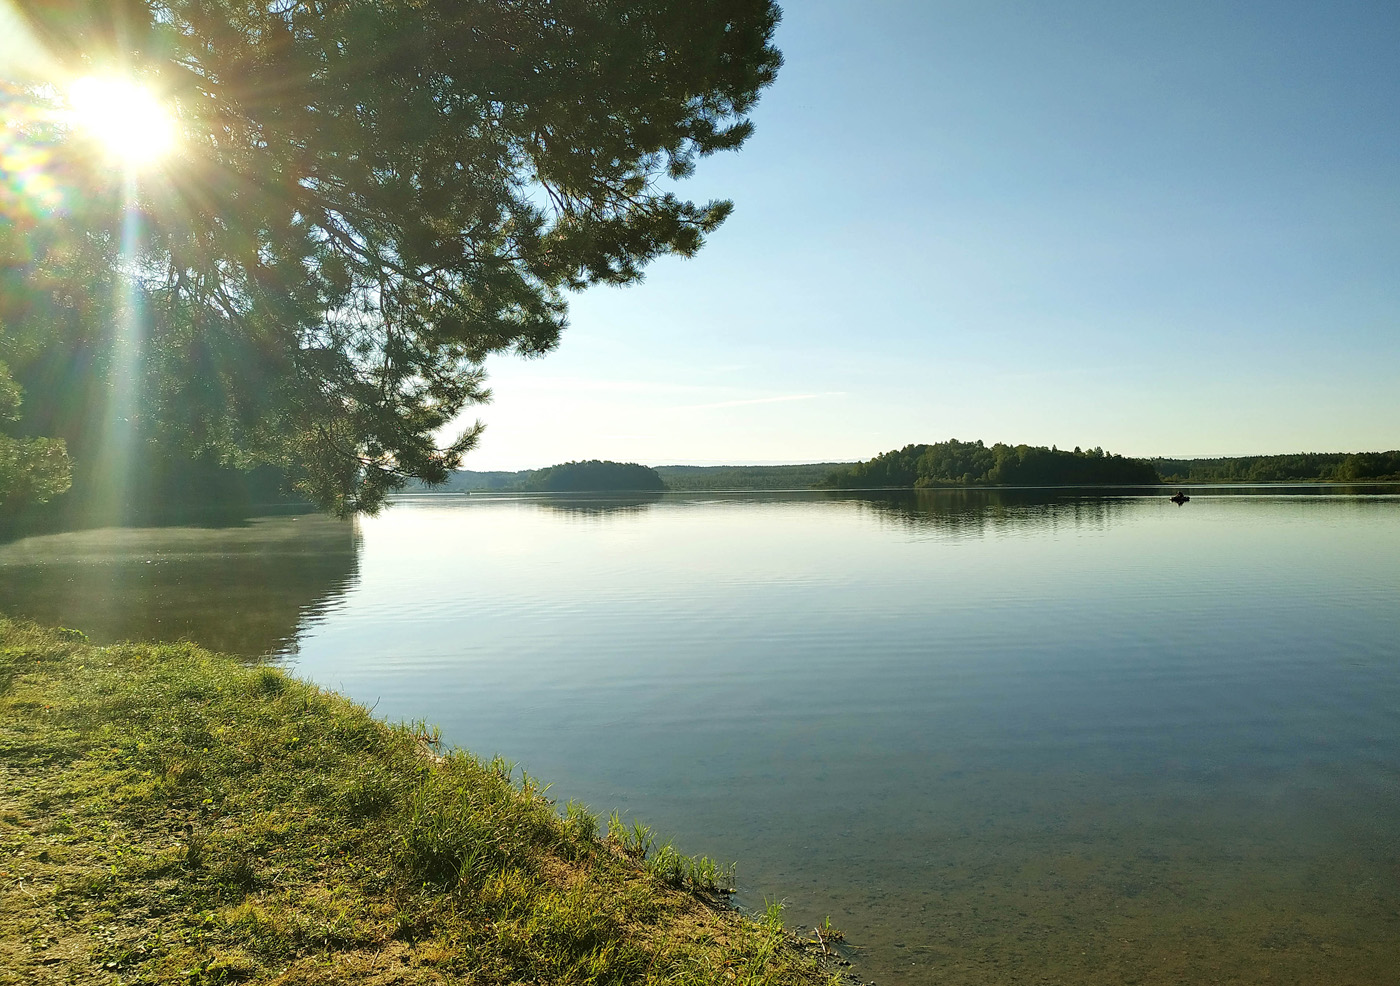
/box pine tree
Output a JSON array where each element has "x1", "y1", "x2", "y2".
[{"x1": 8, "y1": 0, "x2": 782, "y2": 514}]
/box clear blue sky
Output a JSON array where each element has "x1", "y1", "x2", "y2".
[{"x1": 470, "y1": 0, "x2": 1400, "y2": 470}]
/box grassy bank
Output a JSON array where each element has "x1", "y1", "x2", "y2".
[{"x1": 0, "y1": 620, "x2": 840, "y2": 985}]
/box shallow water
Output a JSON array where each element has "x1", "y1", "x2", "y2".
[{"x1": 4, "y1": 489, "x2": 1399, "y2": 984}]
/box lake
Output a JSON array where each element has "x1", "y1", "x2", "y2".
[{"x1": 3, "y1": 489, "x2": 1398, "y2": 984}]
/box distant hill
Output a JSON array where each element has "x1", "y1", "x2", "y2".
[
  {"x1": 415, "y1": 461, "x2": 663, "y2": 493},
  {"x1": 527, "y1": 460, "x2": 665, "y2": 492},
  {"x1": 412, "y1": 446, "x2": 1400, "y2": 497},
  {"x1": 654, "y1": 463, "x2": 852, "y2": 491},
  {"x1": 823, "y1": 440, "x2": 1160, "y2": 488},
  {"x1": 416, "y1": 461, "x2": 852, "y2": 492},
  {"x1": 414, "y1": 470, "x2": 526, "y2": 492}
]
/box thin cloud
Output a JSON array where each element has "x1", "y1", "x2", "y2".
[
  {"x1": 493, "y1": 374, "x2": 710, "y2": 398},
  {"x1": 676, "y1": 391, "x2": 846, "y2": 411}
]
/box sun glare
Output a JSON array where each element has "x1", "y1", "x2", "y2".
[{"x1": 67, "y1": 75, "x2": 177, "y2": 168}]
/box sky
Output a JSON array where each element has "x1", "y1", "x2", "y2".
[
  {"x1": 464, "y1": 0, "x2": 1400, "y2": 470},
  {"x1": 14, "y1": 2, "x2": 1396, "y2": 471}
]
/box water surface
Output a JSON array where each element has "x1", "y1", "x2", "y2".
[{"x1": 4, "y1": 490, "x2": 1398, "y2": 984}]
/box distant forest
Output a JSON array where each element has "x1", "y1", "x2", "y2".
[
  {"x1": 422, "y1": 462, "x2": 849, "y2": 492},
  {"x1": 530, "y1": 461, "x2": 665, "y2": 492},
  {"x1": 419, "y1": 460, "x2": 664, "y2": 493},
  {"x1": 655, "y1": 463, "x2": 851, "y2": 490},
  {"x1": 822, "y1": 440, "x2": 1159, "y2": 489},
  {"x1": 1153, "y1": 451, "x2": 1400, "y2": 483},
  {"x1": 413, "y1": 445, "x2": 1400, "y2": 496}
]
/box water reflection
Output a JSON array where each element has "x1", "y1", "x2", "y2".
[
  {"x1": 5, "y1": 491, "x2": 1400, "y2": 985},
  {"x1": 536, "y1": 491, "x2": 665, "y2": 515},
  {"x1": 280, "y1": 492, "x2": 1400, "y2": 985},
  {"x1": 842, "y1": 488, "x2": 1141, "y2": 537},
  {"x1": 0, "y1": 513, "x2": 360, "y2": 657}
]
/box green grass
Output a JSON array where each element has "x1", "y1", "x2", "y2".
[{"x1": 0, "y1": 618, "x2": 841, "y2": 985}]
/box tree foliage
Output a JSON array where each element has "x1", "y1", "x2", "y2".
[
  {"x1": 1153, "y1": 451, "x2": 1400, "y2": 484},
  {"x1": 0, "y1": 215, "x2": 74, "y2": 512},
  {"x1": 654, "y1": 462, "x2": 852, "y2": 491},
  {"x1": 825, "y1": 439, "x2": 1161, "y2": 489},
  {"x1": 7, "y1": 0, "x2": 781, "y2": 514},
  {"x1": 0, "y1": 359, "x2": 72, "y2": 511},
  {"x1": 527, "y1": 459, "x2": 664, "y2": 492}
]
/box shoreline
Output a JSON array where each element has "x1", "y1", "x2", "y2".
[{"x1": 0, "y1": 618, "x2": 852, "y2": 984}]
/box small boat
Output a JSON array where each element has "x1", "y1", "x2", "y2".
[{"x1": 1169, "y1": 491, "x2": 1190, "y2": 505}]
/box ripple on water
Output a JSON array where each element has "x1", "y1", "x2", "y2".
[{"x1": 13, "y1": 492, "x2": 1400, "y2": 984}]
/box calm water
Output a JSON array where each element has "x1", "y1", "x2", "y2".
[{"x1": 4, "y1": 490, "x2": 1399, "y2": 984}]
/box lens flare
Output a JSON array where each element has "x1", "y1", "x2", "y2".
[
  {"x1": 0, "y1": 133, "x2": 62, "y2": 215},
  {"x1": 67, "y1": 75, "x2": 177, "y2": 168},
  {"x1": 1, "y1": 83, "x2": 64, "y2": 217}
]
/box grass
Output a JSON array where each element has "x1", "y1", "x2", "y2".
[{"x1": 0, "y1": 618, "x2": 843, "y2": 985}]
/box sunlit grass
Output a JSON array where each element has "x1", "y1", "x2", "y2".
[{"x1": 0, "y1": 618, "x2": 840, "y2": 984}]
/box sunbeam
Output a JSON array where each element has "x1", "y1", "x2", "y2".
[
  {"x1": 0, "y1": 1, "x2": 54, "y2": 80},
  {"x1": 66, "y1": 75, "x2": 178, "y2": 169},
  {"x1": 82, "y1": 176, "x2": 149, "y2": 523}
]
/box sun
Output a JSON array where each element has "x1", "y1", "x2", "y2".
[{"x1": 67, "y1": 75, "x2": 178, "y2": 168}]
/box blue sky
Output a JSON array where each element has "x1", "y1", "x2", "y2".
[{"x1": 471, "y1": 0, "x2": 1399, "y2": 470}]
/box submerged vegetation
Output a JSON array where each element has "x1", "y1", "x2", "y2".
[{"x1": 0, "y1": 619, "x2": 838, "y2": 985}]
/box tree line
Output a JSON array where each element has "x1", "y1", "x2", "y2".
[
  {"x1": 1153, "y1": 451, "x2": 1400, "y2": 484},
  {"x1": 421, "y1": 461, "x2": 850, "y2": 493},
  {"x1": 419, "y1": 460, "x2": 664, "y2": 493},
  {"x1": 420, "y1": 446, "x2": 1400, "y2": 497},
  {"x1": 530, "y1": 461, "x2": 665, "y2": 493},
  {"x1": 655, "y1": 463, "x2": 851, "y2": 490},
  {"x1": 822, "y1": 440, "x2": 1161, "y2": 489}
]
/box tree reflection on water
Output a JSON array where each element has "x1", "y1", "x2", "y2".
[{"x1": 0, "y1": 512, "x2": 360, "y2": 658}]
